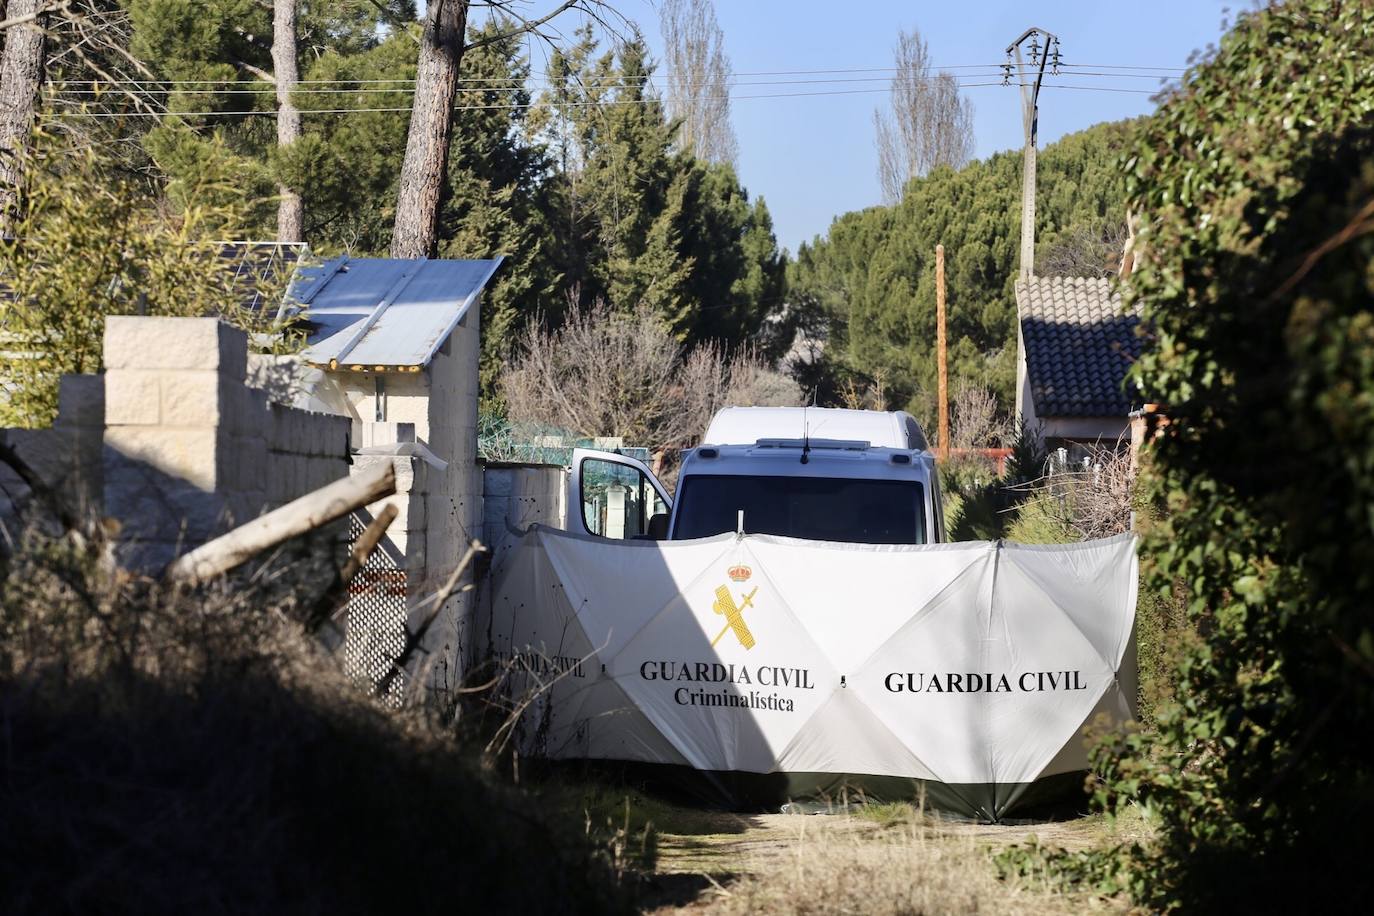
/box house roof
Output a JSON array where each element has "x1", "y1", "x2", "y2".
[
  {"x1": 1016, "y1": 276, "x2": 1143, "y2": 418},
  {"x1": 291, "y1": 256, "x2": 503, "y2": 371}
]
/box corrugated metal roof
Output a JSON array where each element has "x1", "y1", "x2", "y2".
[
  {"x1": 296, "y1": 256, "x2": 502, "y2": 369},
  {"x1": 1016, "y1": 276, "x2": 1143, "y2": 418}
]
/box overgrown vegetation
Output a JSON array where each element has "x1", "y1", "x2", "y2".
[
  {"x1": 939, "y1": 421, "x2": 1047, "y2": 542},
  {"x1": 1013, "y1": 2, "x2": 1374, "y2": 909},
  {"x1": 0, "y1": 513, "x2": 633, "y2": 914},
  {"x1": 501, "y1": 299, "x2": 802, "y2": 451},
  {"x1": 0, "y1": 128, "x2": 295, "y2": 427}
]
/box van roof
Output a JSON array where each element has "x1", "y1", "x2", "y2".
[{"x1": 702, "y1": 407, "x2": 930, "y2": 451}]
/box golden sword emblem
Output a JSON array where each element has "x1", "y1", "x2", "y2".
[{"x1": 710, "y1": 585, "x2": 759, "y2": 649}]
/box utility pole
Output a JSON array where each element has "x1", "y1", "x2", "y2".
[
  {"x1": 936, "y1": 243, "x2": 948, "y2": 460},
  {"x1": 1003, "y1": 27, "x2": 1061, "y2": 280}
]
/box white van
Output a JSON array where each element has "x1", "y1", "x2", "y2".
[{"x1": 568, "y1": 407, "x2": 946, "y2": 545}]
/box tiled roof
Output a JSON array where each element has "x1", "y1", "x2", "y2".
[{"x1": 1016, "y1": 276, "x2": 1142, "y2": 418}]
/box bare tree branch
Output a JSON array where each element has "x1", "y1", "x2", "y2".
[
  {"x1": 873, "y1": 27, "x2": 974, "y2": 204},
  {"x1": 464, "y1": 0, "x2": 578, "y2": 53},
  {"x1": 660, "y1": 0, "x2": 736, "y2": 165}
]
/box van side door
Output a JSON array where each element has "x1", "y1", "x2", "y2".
[{"x1": 568, "y1": 448, "x2": 673, "y2": 540}]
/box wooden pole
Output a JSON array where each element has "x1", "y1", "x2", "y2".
[
  {"x1": 338, "y1": 503, "x2": 399, "y2": 586},
  {"x1": 165, "y1": 461, "x2": 397, "y2": 585},
  {"x1": 936, "y1": 243, "x2": 949, "y2": 460},
  {"x1": 311, "y1": 502, "x2": 400, "y2": 631}
]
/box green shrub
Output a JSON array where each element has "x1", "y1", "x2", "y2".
[
  {"x1": 1050, "y1": 2, "x2": 1374, "y2": 909},
  {"x1": 940, "y1": 422, "x2": 1048, "y2": 542},
  {"x1": 0, "y1": 127, "x2": 294, "y2": 428},
  {"x1": 1003, "y1": 493, "x2": 1074, "y2": 545},
  {"x1": 939, "y1": 452, "x2": 1003, "y2": 540}
]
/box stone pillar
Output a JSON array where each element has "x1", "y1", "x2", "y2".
[{"x1": 102, "y1": 317, "x2": 265, "y2": 570}]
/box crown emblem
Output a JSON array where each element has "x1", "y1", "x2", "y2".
[{"x1": 727, "y1": 565, "x2": 752, "y2": 582}]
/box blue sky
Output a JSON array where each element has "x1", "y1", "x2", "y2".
[{"x1": 591, "y1": 0, "x2": 1232, "y2": 254}]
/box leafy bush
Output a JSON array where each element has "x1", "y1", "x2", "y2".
[
  {"x1": 1048, "y1": 2, "x2": 1374, "y2": 909},
  {"x1": 939, "y1": 453, "x2": 1003, "y2": 541},
  {"x1": 0, "y1": 127, "x2": 294, "y2": 428}
]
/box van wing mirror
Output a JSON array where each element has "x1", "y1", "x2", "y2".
[{"x1": 568, "y1": 448, "x2": 672, "y2": 540}]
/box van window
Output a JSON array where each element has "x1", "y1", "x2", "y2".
[
  {"x1": 579, "y1": 457, "x2": 669, "y2": 538},
  {"x1": 673, "y1": 475, "x2": 927, "y2": 544}
]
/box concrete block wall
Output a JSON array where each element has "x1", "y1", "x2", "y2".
[
  {"x1": 472, "y1": 462, "x2": 567, "y2": 672},
  {"x1": 103, "y1": 317, "x2": 350, "y2": 571},
  {"x1": 420, "y1": 310, "x2": 482, "y2": 692},
  {"x1": 481, "y1": 463, "x2": 567, "y2": 557},
  {"x1": 0, "y1": 375, "x2": 105, "y2": 529}
]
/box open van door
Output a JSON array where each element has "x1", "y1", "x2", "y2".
[{"x1": 569, "y1": 448, "x2": 673, "y2": 540}]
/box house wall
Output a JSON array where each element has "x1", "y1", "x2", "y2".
[
  {"x1": 318, "y1": 305, "x2": 484, "y2": 696},
  {"x1": 1040, "y1": 416, "x2": 1131, "y2": 445},
  {"x1": 419, "y1": 307, "x2": 482, "y2": 690},
  {"x1": 1015, "y1": 322, "x2": 1036, "y2": 430}
]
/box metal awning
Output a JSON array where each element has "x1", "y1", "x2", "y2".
[{"x1": 294, "y1": 256, "x2": 502, "y2": 371}]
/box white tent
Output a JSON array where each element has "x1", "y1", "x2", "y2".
[{"x1": 486, "y1": 528, "x2": 1137, "y2": 821}]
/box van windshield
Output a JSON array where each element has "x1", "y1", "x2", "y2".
[{"x1": 672, "y1": 475, "x2": 927, "y2": 544}]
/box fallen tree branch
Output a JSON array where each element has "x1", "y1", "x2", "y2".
[
  {"x1": 0, "y1": 437, "x2": 80, "y2": 532},
  {"x1": 310, "y1": 502, "x2": 399, "y2": 631},
  {"x1": 164, "y1": 462, "x2": 396, "y2": 586},
  {"x1": 339, "y1": 503, "x2": 399, "y2": 586}
]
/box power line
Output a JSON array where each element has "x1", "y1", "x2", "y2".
[
  {"x1": 35, "y1": 64, "x2": 1016, "y2": 87},
  {"x1": 1058, "y1": 62, "x2": 1186, "y2": 71},
  {"x1": 45, "y1": 69, "x2": 1175, "y2": 98},
  {"x1": 47, "y1": 73, "x2": 1014, "y2": 95},
  {"x1": 36, "y1": 61, "x2": 1186, "y2": 89},
  {"x1": 48, "y1": 80, "x2": 1159, "y2": 119}
]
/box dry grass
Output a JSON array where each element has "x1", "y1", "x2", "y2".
[
  {"x1": 0, "y1": 518, "x2": 632, "y2": 915},
  {"x1": 1008, "y1": 444, "x2": 1135, "y2": 544},
  {"x1": 635, "y1": 801, "x2": 1148, "y2": 915}
]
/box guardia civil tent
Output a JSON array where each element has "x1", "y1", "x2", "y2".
[{"x1": 487, "y1": 528, "x2": 1137, "y2": 821}]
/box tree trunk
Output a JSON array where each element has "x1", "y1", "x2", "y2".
[
  {"x1": 0, "y1": 0, "x2": 46, "y2": 229},
  {"x1": 390, "y1": 0, "x2": 467, "y2": 259},
  {"x1": 272, "y1": 0, "x2": 303, "y2": 242}
]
